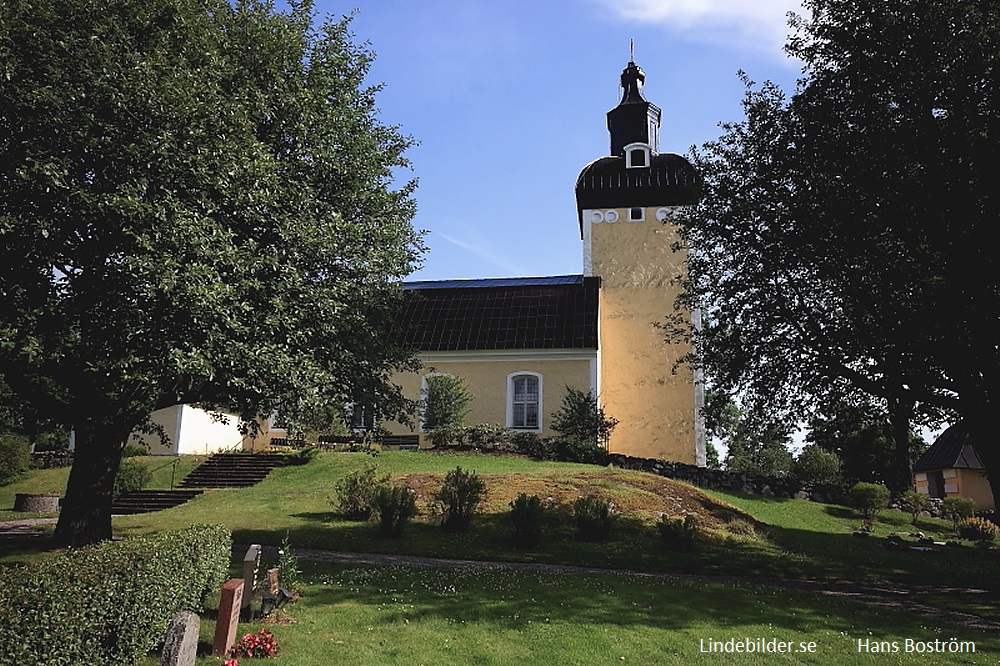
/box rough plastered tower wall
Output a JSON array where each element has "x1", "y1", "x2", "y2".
[{"x1": 586, "y1": 204, "x2": 702, "y2": 464}]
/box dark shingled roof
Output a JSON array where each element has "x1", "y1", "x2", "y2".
[
  {"x1": 913, "y1": 422, "x2": 985, "y2": 472},
  {"x1": 575, "y1": 152, "x2": 701, "y2": 235},
  {"x1": 397, "y1": 275, "x2": 599, "y2": 352}
]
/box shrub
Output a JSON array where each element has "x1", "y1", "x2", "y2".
[
  {"x1": 657, "y1": 514, "x2": 698, "y2": 552},
  {"x1": 790, "y1": 445, "x2": 841, "y2": 485},
  {"x1": 113, "y1": 458, "x2": 152, "y2": 498},
  {"x1": 0, "y1": 525, "x2": 230, "y2": 666},
  {"x1": 509, "y1": 493, "x2": 544, "y2": 548},
  {"x1": 510, "y1": 431, "x2": 544, "y2": 457},
  {"x1": 0, "y1": 431, "x2": 30, "y2": 485},
  {"x1": 425, "y1": 423, "x2": 467, "y2": 448},
  {"x1": 573, "y1": 495, "x2": 615, "y2": 541},
  {"x1": 898, "y1": 491, "x2": 930, "y2": 525},
  {"x1": 723, "y1": 517, "x2": 759, "y2": 539},
  {"x1": 372, "y1": 483, "x2": 418, "y2": 536},
  {"x1": 550, "y1": 386, "x2": 618, "y2": 449},
  {"x1": 121, "y1": 442, "x2": 150, "y2": 458},
  {"x1": 333, "y1": 463, "x2": 389, "y2": 520},
  {"x1": 435, "y1": 466, "x2": 487, "y2": 532},
  {"x1": 464, "y1": 423, "x2": 511, "y2": 450},
  {"x1": 287, "y1": 445, "x2": 319, "y2": 465},
  {"x1": 941, "y1": 496, "x2": 976, "y2": 530},
  {"x1": 848, "y1": 482, "x2": 889, "y2": 519},
  {"x1": 551, "y1": 436, "x2": 610, "y2": 465},
  {"x1": 957, "y1": 517, "x2": 999, "y2": 544}
]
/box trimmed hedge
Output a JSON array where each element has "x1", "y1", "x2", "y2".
[{"x1": 0, "y1": 524, "x2": 230, "y2": 666}]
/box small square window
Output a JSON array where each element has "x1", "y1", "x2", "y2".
[{"x1": 629, "y1": 207, "x2": 644, "y2": 221}]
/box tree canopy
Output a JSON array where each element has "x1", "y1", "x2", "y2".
[
  {"x1": 806, "y1": 400, "x2": 925, "y2": 487},
  {"x1": 0, "y1": 0, "x2": 423, "y2": 545},
  {"x1": 674, "y1": 0, "x2": 999, "y2": 503}
]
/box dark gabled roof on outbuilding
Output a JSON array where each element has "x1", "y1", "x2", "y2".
[
  {"x1": 397, "y1": 275, "x2": 599, "y2": 352},
  {"x1": 913, "y1": 422, "x2": 985, "y2": 472}
]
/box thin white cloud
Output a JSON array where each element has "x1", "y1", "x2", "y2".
[
  {"x1": 437, "y1": 231, "x2": 528, "y2": 277},
  {"x1": 597, "y1": 0, "x2": 806, "y2": 58}
]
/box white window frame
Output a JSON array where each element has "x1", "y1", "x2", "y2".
[
  {"x1": 506, "y1": 371, "x2": 542, "y2": 432},
  {"x1": 624, "y1": 142, "x2": 651, "y2": 169}
]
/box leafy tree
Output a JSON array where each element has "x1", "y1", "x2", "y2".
[
  {"x1": 701, "y1": 388, "x2": 740, "y2": 470},
  {"x1": 724, "y1": 420, "x2": 793, "y2": 478},
  {"x1": 790, "y1": 444, "x2": 842, "y2": 486},
  {"x1": 550, "y1": 386, "x2": 618, "y2": 450},
  {"x1": 703, "y1": 441, "x2": 721, "y2": 470},
  {"x1": 806, "y1": 400, "x2": 925, "y2": 488},
  {"x1": 0, "y1": 0, "x2": 422, "y2": 546},
  {"x1": 671, "y1": 0, "x2": 999, "y2": 504},
  {"x1": 704, "y1": 390, "x2": 792, "y2": 477},
  {"x1": 421, "y1": 374, "x2": 473, "y2": 445}
]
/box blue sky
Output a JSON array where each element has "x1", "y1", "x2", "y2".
[{"x1": 315, "y1": 0, "x2": 806, "y2": 281}]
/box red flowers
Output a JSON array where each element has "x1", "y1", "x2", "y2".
[{"x1": 230, "y1": 628, "x2": 278, "y2": 659}]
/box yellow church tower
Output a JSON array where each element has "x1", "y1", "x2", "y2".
[{"x1": 575, "y1": 60, "x2": 705, "y2": 465}]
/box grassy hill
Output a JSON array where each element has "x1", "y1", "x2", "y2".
[{"x1": 5, "y1": 450, "x2": 996, "y2": 587}]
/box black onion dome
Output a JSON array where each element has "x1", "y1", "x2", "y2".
[{"x1": 574, "y1": 152, "x2": 701, "y2": 234}]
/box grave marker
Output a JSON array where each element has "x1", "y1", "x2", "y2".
[
  {"x1": 242, "y1": 544, "x2": 262, "y2": 613},
  {"x1": 266, "y1": 567, "x2": 280, "y2": 597},
  {"x1": 160, "y1": 611, "x2": 199, "y2": 666},
  {"x1": 211, "y1": 578, "x2": 244, "y2": 657}
]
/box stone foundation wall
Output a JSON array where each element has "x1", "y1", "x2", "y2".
[
  {"x1": 608, "y1": 453, "x2": 848, "y2": 505},
  {"x1": 30, "y1": 451, "x2": 74, "y2": 468}
]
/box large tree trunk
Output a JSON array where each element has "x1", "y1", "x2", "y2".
[
  {"x1": 53, "y1": 420, "x2": 128, "y2": 548},
  {"x1": 886, "y1": 397, "x2": 914, "y2": 496}
]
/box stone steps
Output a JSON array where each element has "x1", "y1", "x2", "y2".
[
  {"x1": 111, "y1": 489, "x2": 204, "y2": 515},
  {"x1": 177, "y1": 453, "x2": 285, "y2": 489}
]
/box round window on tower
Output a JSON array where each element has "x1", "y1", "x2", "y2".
[{"x1": 604, "y1": 209, "x2": 619, "y2": 223}]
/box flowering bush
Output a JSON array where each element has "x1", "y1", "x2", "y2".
[
  {"x1": 223, "y1": 660, "x2": 239, "y2": 666},
  {"x1": 230, "y1": 628, "x2": 278, "y2": 659}
]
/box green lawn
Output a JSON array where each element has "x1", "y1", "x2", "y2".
[
  {"x1": 138, "y1": 562, "x2": 997, "y2": 666},
  {"x1": 5, "y1": 450, "x2": 1000, "y2": 665}
]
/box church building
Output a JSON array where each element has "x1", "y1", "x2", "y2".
[
  {"x1": 133, "y1": 60, "x2": 705, "y2": 466},
  {"x1": 385, "y1": 60, "x2": 705, "y2": 465}
]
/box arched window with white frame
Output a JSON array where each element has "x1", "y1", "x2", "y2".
[{"x1": 507, "y1": 372, "x2": 542, "y2": 431}]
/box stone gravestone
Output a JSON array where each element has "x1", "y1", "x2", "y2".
[
  {"x1": 266, "y1": 568, "x2": 280, "y2": 597},
  {"x1": 211, "y1": 578, "x2": 244, "y2": 657},
  {"x1": 160, "y1": 611, "x2": 199, "y2": 666},
  {"x1": 242, "y1": 544, "x2": 262, "y2": 616}
]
